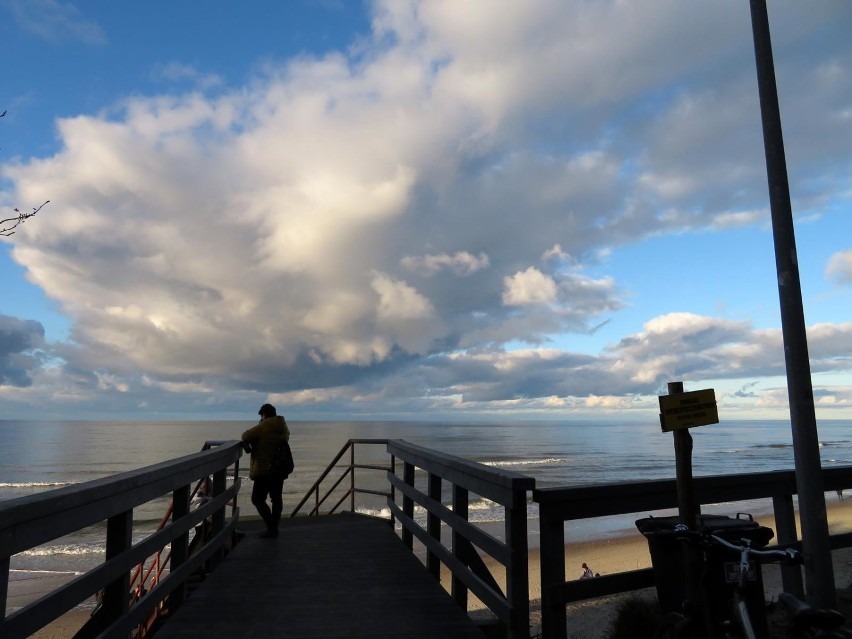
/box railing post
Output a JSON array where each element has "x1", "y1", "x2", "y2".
[
  {"x1": 209, "y1": 468, "x2": 227, "y2": 569},
  {"x1": 505, "y1": 487, "x2": 530, "y2": 639},
  {"x1": 427, "y1": 473, "x2": 442, "y2": 580},
  {"x1": 773, "y1": 493, "x2": 805, "y2": 597},
  {"x1": 540, "y1": 505, "x2": 567, "y2": 639},
  {"x1": 169, "y1": 484, "x2": 191, "y2": 610},
  {"x1": 390, "y1": 454, "x2": 397, "y2": 529},
  {"x1": 402, "y1": 461, "x2": 415, "y2": 550},
  {"x1": 350, "y1": 443, "x2": 356, "y2": 512},
  {"x1": 103, "y1": 510, "x2": 133, "y2": 627},
  {"x1": 451, "y1": 485, "x2": 469, "y2": 611},
  {"x1": 232, "y1": 457, "x2": 241, "y2": 522},
  {"x1": 1, "y1": 556, "x2": 9, "y2": 623}
]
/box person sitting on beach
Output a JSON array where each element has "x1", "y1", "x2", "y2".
[
  {"x1": 194, "y1": 476, "x2": 212, "y2": 506},
  {"x1": 580, "y1": 562, "x2": 594, "y2": 579},
  {"x1": 241, "y1": 403, "x2": 291, "y2": 539}
]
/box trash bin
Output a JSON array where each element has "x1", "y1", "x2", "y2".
[{"x1": 636, "y1": 514, "x2": 775, "y2": 637}]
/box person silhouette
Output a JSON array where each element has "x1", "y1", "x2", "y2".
[{"x1": 241, "y1": 404, "x2": 291, "y2": 538}]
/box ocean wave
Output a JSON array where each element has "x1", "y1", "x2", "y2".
[
  {"x1": 482, "y1": 457, "x2": 569, "y2": 468},
  {"x1": 469, "y1": 497, "x2": 497, "y2": 511},
  {"x1": 355, "y1": 505, "x2": 392, "y2": 518},
  {"x1": 0, "y1": 481, "x2": 75, "y2": 488},
  {"x1": 21, "y1": 543, "x2": 106, "y2": 557},
  {"x1": 356, "y1": 497, "x2": 507, "y2": 523},
  {"x1": 10, "y1": 568, "x2": 84, "y2": 576}
]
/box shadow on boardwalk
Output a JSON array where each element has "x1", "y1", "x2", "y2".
[{"x1": 154, "y1": 512, "x2": 485, "y2": 638}]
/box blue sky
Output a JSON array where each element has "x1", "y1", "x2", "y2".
[{"x1": 1, "y1": 0, "x2": 851, "y2": 422}]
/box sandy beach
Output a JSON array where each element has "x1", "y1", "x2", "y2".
[
  {"x1": 17, "y1": 495, "x2": 852, "y2": 638},
  {"x1": 455, "y1": 495, "x2": 852, "y2": 638}
]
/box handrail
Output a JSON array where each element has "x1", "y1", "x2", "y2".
[
  {"x1": 387, "y1": 439, "x2": 535, "y2": 639},
  {"x1": 11, "y1": 435, "x2": 852, "y2": 639},
  {"x1": 533, "y1": 464, "x2": 852, "y2": 639},
  {"x1": 289, "y1": 438, "x2": 537, "y2": 639},
  {"x1": 290, "y1": 438, "x2": 392, "y2": 517},
  {"x1": 0, "y1": 439, "x2": 243, "y2": 639},
  {"x1": 124, "y1": 440, "x2": 241, "y2": 637}
]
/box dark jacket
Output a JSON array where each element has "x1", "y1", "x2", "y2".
[{"x1": 241, "y1": 416, "x2": 290, "y2": 479}]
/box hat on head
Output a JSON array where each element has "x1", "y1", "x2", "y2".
[{"x1": 258, "y1": 403, "x2": 277, "y2": 417}]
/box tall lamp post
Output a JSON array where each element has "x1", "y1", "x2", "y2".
[{"x1": 748, "y1": 0, "x2": 836, "y2": 608}]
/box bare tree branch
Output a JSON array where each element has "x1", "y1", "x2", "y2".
[
  {"x1": 1, "y1": 201, "x2": 50, "y2": 237},
  {"x1": 2, "y1": 109, "x2": 49, "y2": 236}
]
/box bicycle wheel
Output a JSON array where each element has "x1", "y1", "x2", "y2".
[{"x1": 655, "y1": 612, "x2": 692, "y2": 639}]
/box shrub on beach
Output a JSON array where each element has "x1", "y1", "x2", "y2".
[{"x1": 604, "y1": 595, "x2": 661, "y2": 639}]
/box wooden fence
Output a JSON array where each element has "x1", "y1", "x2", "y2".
[
  {"x1": 5, "y1": 435, "x2": 852, "y2": 639},
  {"x1": 534, "y1": 465, "x2": 852, "y2": 639},
  {"x1": 387, "y1": 439, "x2": 535, "y2": 639},
  {"x1": 0, "y1": 440, "x2": 243, "y2": 639}
]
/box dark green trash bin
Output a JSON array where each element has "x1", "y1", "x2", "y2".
[{"x1": 636, "y1": 514, "x2": 775, "y2": 638}]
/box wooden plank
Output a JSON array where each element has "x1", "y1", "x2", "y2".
[
  {"x1": 0, "y1": 442, "x2": 243, "y2": 556},
  {"x1": 389, "y1": 473, "x2": 509, "y2": 564},
  {"x1": 532, "y1": 468, "x2": 807, "y2": 521},
  {"x1": 3, "y1": 511, "x2": 240, "y2": 638},
  {"x1": 388, "y1": 440, "x2": 535, "y2": 506},
  {"x1": 387, "y1": 500, "x2": 510, "y2": 620},
  {"x1": 155, "y1": 513, "x2": 484, "y2": 639}
]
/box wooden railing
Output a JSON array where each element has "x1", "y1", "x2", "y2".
[
  {"x1": 7, "y1": 434, "x2": 852, "y2": 639},
  {"x1": 387, "y1": 439, "x2": 535, "y2": 639},
  {"x1": 290, "y1": 438, "x2": 392, "y2": 517},
  {"x1": 289, "y1": 438, "x2": 536, "y2": 639},
  {"x1": 0, "y1": 440, "x2": 243, "y2": 639},
  {"x1": 534, "y1": 465, "x2": 852, "y2": 639}
]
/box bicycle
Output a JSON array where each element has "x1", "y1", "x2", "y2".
[
  {"x1": 776, "y1": 591, "x2": 851, "y2": 639},
  {"x1": 653, "y1": 522, "x2": 801, "y2": 639}
]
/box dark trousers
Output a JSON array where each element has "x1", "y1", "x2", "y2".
[{"x1": 251, "y1": 473, "x2": 285, "y2": 531}]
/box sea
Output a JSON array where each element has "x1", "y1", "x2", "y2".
[{"x1": 3, "y1": 418, "x2": 852, "y2": 612}]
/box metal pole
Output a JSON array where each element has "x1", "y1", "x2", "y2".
[
  {"x1": 747, "y1": 0, "x2": 835, "y2": 608},
  {"x1": 669, "y1": 382, "x2": 699, "y2": 530}
]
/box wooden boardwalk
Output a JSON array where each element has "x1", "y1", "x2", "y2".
[{"x1": 154, "y1": 512, "x2": 485, "y2": 638}]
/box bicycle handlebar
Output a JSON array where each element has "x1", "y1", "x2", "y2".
[
  {"x1": 668, "y1": 523, "x2": 801, "y2": 564},
  {"x1": 708, "y1": 533, "x2": 801, "y2": 563}
]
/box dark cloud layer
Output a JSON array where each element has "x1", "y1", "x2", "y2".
[{"x1": 0, "y1": 314, "x2": 44, "y2": 387}]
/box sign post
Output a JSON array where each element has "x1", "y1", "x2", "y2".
[
  {"x1": 660, "y1": 381, "x2": 718, "y2": 639},
  {"x1": 659, "y1": 388, "x2": 719, "y2": 433},
  {"x1": 658, "y1": 382, "x2": 719, "y2": 529}
]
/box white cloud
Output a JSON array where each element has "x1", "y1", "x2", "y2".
[
  {"x1": 502, "y1": 267, "x2": 558, "y2": 306},
  {"x1": 401, "y1": 251, "x2": 490, "y2": 276},
  {"x1": 371, "y1": 273, "x2": 444, "y2": 354},
  {"x1": 542, "y1": 244, "x2": 574, "y2": 264},
  {"x1": 2, "y1": 0, "x2": 852, "y2": 418},
  {"x1": 372, "y1": 273, "x2": 434, "y2": 320},
  {"x1": 153, "y1": 62, "x2": 223, "y2": 90},
  {"x1": 2, "y1": 0, "x2": 106, "y2": 45},
  {"x1": 827, "y1": 249, "x2": 852, "y2": 285}
]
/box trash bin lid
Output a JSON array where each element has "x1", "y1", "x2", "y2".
[
  {"x1": 635, "y1": 514, "x2": 774, "y2": 545},
  {"x1": 635, "y1": 515, "x2": 681, "y2": 536}
]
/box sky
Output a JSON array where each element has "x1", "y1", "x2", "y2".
[{"x1": 1, "y1": 0, "x2": 851, "y2": 423}]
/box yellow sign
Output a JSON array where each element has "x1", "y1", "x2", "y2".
[{"x1": 659, "y1": 389, "x2": 718, "y2": 432}]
